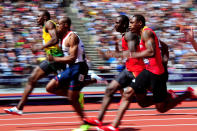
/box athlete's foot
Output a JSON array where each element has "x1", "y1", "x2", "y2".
[
  {"x1": 186, "y1": 87, "x2": 197, "y2": 99},
  {"x1": 90, "y1": 73, "x2": 108, "y2": 85},
  {"x1": 168, "y1": 89, "x2": 178, "y2": 99},
  {"x1": 91, "y1": 73, "x2": 103, "y2": 81},
  {"x1": 96, "y1": 124, "x2": 119, "y2": 131},
  {"x1": 83, "y1": 118, "x2": 102, "y2": 126},
  {"x1": 168, "y1": 89, "x2": 182, "y2": 105},
  {"x1": 4, "y1": 107, "x2": 23, "y2": 115}
]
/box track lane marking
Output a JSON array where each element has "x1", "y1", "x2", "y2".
[{"x1": 1, "y1": 117, "x2": 197, "y2": 126}]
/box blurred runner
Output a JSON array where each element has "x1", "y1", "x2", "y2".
[
  {"x1": 83, "y1": 15, "x2": 145, "y2": 131},
  {"x1": 45, "y1": 16, "x2": 90, "y2": 130},
  {"x1": 4, "y1": 10, "x2": 65, "y2": 115}
]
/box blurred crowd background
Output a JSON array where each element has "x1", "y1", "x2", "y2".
[
  {"x1": 72, "y1": 0, "x2": 197, "y2": 73},
  {"x1": 1, "y1": 0, "x2": 197, "y2": 85},
  {"x1": 0, "y1": 0, "x2": 67, "y2": 75}
]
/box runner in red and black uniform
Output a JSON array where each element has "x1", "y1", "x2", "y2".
[
  {"x1": 96, "y1": 15, "x2": 197, "y2": 131},
  {"x1": 84, "y1": 15, "x2": 145, "y2": 130},
  {"x1": 96, "y1": 17, "x2": 171, "y2": 131},
  {"x1": 129, "y1": 14, "x2": 195, "y2": 113},
  {"x1": 122, "y1": 35, "x2": 145, "y2": 77},
  {"x1": 97, "y1": 30, "x2": 174, "y2": 131}
]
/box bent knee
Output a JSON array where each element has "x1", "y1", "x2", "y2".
[
  {"x1": 28, "y1": 76, "x2": 37, "y2": 84},
  {"x1": 105, "y1": 87, "x2": 116, "y2": 97},
  {"x1": 156, "y1": 108, "x2": 167, "y2": 113},
  {"x1": 29, "y1": 67, "x2": 44, "y2": 82},
  {"x1": 123, "y1": 88, "x2": 134, "y2": 98},
  {"x1": 155, "y1": 103, "x2": 168, "y2": 113},
  {"x1": 46, "y1": 79, "x2": 58, "y2": 93},
  {"x1": 46, "y1": 86, "x2": 55, "y2": 93}
]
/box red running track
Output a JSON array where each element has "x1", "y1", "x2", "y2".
[{"x1": 0, "y1": 101, "x2": 197, "y2": 131}]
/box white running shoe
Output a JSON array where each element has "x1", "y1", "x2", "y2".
[
  {"x1": 4, "y1": 107, "x2": 23, "y2": 115},
  {"x1": 90, "y1": 73, "x2": 108, "y2": 84},
  {"x1": 90, "y1": 72, "x2": 103, "y2": 81}
]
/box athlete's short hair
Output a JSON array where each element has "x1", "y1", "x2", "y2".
[
  {"x1": 119, "y1": 15, "x2": 129, "y2": 29},
  {"x1": 62, "y1": 16, "x2": 71, "y2": 27},
  {"x1": 133, "y1": 14, "x2": 146, "y2": 27},
  {"x1": 42, "y1": 10, "x2": 51, "y2": 20}
]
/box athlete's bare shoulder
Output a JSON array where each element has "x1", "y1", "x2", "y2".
[
  {"x1": 45, "y1": 20, "x2": 56, "y2": 30},
  {"x1": 68, "y1": 32, "x2": 79, "y2": 46},
  {"x1": 142, "y1": 29, "x2": 154, "y2": 41},
  {"x1": 124, "y1": 31, "x2": 139, "y2": 52},
  {"x1": 124, "y1": 31, "x2": 138, "y2": 41}
]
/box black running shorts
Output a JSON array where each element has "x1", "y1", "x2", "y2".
[
  {"x1": 115, "y1": 69, "x2": 135, "y2": 89},
  {"x1": 39, "y1": 60, "x2": 66, "y2": 75},
  {"x1": 131, "y1": 69, "x2": 167, "y2": 103}
]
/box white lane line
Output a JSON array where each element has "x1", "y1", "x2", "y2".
[
  {"x1": 0, "y1": 116, "x2": 79, "y2": 121},
  {"x1": 2, "y1": 107, "x2": 197, "y2": 116},
  {"x1": 121, "y1": 117, "x2": 197, "y2": 121},
  {"x1": 15, "y1": 124, "x2": 197, "y2": 131},
  {"x1": 0, "y1": 121, "x2": 77, "y2": 126},
  {"x1": 1, "y1": 117, "x2": 197, "y2": 127},
  {"x1": 2, "y1": 111, "x2": 197, "y2": 121},
  {"x1": 15, "y1": 129, "x2": 74, "y2": 131},
  {"x1": 120, "y1": 123, "x2": 197, "y2": 128}
]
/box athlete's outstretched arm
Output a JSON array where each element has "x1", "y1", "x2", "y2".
[
  {"x1": 130, "y1": 30, "x2": 155, "y2": 58},
  {"x1": 48, "y1": 33, "x2": 79, "y2": 64}
]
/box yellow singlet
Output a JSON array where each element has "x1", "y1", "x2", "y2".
[{"x1": 42, "y1": 20, "x2": 63, "y2": 57}]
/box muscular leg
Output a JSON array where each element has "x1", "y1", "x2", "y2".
[
  {"x1": 98, "y1": 80, "x2": 120, "y2": 121},
  {"x1": 67, "y1": 90, "x2": 84, "y2": 122},
  {"x1": 155, "y1": 91, "x2": 191, "y2": 113},
  {"x1": 112, "y1": 87, "x2": 134, "y2": 128},
  {"x1": 47, "y1": 79, "x2": 84, "y2": 122},
  {"x1": 17, "y1": 66, "x2": 46, "y2": 110},
  {"x1": 135, "y1": 93, "x2": 155, "y2": 108},
  {"x1": 135, "y1": 89, "x2": 191, "y2": 113}
]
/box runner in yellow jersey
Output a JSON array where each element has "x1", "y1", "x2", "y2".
[
  {"x1": 42, "y1": 19, "x2": 63, "y2": 57},
  {"x1": 4, "y1": 10, "x2": 66, "y2": 115}
]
